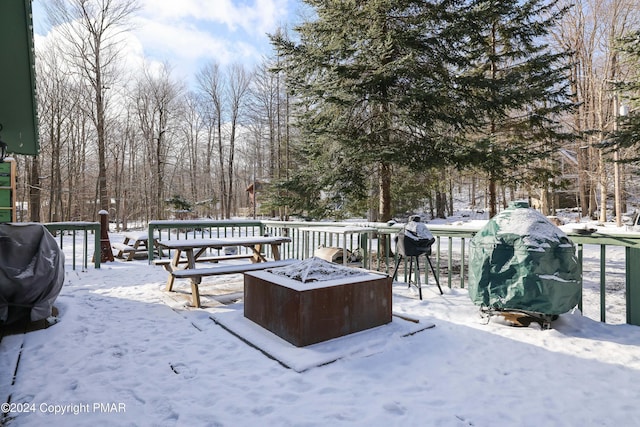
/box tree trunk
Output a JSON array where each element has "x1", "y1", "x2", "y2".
[
  {"x1": 598, "y1": 149, "x2": 607, "y2": 222},
  {"x1": 434, "y1": 168, "x2": 445, "y2": 218},
  {"x1": 489, "y1": 173, "x2": 497, "y2": 218},
  {"x1": 378, "y1": 162, "x2": 392, "y2": 222},
  {"x1": 96, "y1": 68, "x2": 109, "y2": 212}
]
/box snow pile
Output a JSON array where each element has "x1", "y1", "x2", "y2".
[
  {"x1": 493, "y1": 205, "x2": 569, "y2": 249},
  {"x1": 403, "y1": 219, "x2": 435, "y2": 241}
]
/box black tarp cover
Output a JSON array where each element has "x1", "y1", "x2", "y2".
[{"x1": 0, "y1": 223, "x2": 64, "y2": 324}]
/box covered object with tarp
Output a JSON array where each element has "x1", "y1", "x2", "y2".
[
  {"x1": 0, "y1": 223, "x2": 64, "y2": 324},
  {"x1": 468, "y1": 201, "x2": 581, "y2": 316}
]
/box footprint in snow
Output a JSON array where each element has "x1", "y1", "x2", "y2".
[{"x1": 169, "y1": 362, "x2": 197, "y2": 379}]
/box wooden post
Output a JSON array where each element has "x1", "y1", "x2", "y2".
[
  {"x1": 627, "y1": 247, "x2": 640, "y2": 326},
  {"x1": 99, "y1": 209, "x2": 114, "y2": 262}
]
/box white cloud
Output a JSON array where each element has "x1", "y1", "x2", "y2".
[
  {"x1": 131, "y1": 17, "x2": 263, "y2": 84},
  {"x1": 132, "y1": 0, "x2": 294, "y2": 81},
  {"x1": 139, "y1": 0, "x2": 289, "y2": 37},
  {"x1": 136, "y1": 17, "x2": 261, "y2": 61},
  {"x1": 32, "y1": 0, "x2": 298, "y2": 87}
]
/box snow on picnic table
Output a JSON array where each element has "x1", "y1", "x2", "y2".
[{"x1": 1, "y1": 232, "x2": 640, "y2": 427}]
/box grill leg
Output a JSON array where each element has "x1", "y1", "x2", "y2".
[
  {"x1": 425, "y1": 255, "x2": 443, "y2": 295},
  {"x1": 414, "y1": 256, "x2": 422, "y2": 300},
  {"x1": 393, "y1": 254, "x2": 438, "y2": 300},
  {"x1": 403, "y1": 256, "x2": 423, "y2": 300},
  {"x1": 408, "y1": 256, "x2": 414, "y2": 288}
]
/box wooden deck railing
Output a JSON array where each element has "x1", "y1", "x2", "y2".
[
  {"x1": 45, "y1": 221, "x2": 101, "y2": 270},
  {"x1": 40, "y1": 218, "x2": 640, "y2": 325}
]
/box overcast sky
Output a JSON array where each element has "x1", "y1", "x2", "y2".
[{"x1": 31, "y1": 0, "x2": 303, "y2": 83}]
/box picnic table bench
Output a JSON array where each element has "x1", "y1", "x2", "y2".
[
  {"x1": 170, "y1": 259, "x2": 298, "y2": 280},
  {"x1": 112, "y1": 231, "x2": 162, "y2": 261},
  {"x1": 170, "y1": 259, "x2": 298, "y2": 306},
  {"x1": 152, "y1": 253, "x2": 254, "y2": 267}
]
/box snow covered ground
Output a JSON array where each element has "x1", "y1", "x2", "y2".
[{"x1": 1, "y1": 224, "x2": 640, "y2": 426}]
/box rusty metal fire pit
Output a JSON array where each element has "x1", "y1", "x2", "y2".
[{"x1": 244, "y1": 258, "x2": 392, "y2": 347}]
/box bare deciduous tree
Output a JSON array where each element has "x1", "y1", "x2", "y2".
[
  {"x1": 44, "y1": 0, "x2": 139, "y2": 216},
  {"x1": 179, "y1": 92, "x2": 205, "y2": 210},
  {"x1": 22, "y1": 2, "x2": 640, "y2": 225},
  {"x1": 225, "y1": 64, "x2": 253, "y2": 218},
  {"x1": 554, "y1": 0, "x2": 640, "y2": 220},
  {"x1": 133, "y1": 63, "x2": 182, "y2": 219},
  {"x1": 196, "y1": 62, "x2": 226, "y2": 217}
]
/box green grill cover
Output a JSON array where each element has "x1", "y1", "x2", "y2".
[{"x1": 468, "y1": 201, "x2": 581, "y2": 315}]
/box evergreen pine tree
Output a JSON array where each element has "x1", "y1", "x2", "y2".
[
  {"x1": 271, "y1": 0, "x2": 468, "y2": 221},
  {"x1": 456, "y1": 0, "x2": 575, "y2": 217}
]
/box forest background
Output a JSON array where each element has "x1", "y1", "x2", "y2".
[{"x1": 15, "y1": 0, "x2": 640, "y2": 229}]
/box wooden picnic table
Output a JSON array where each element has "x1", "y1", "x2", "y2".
[
  {"x1": 112, "y1": 231, "x2": 161, "y2": 261},
  {"x1": 154, "y1": 236, "x2": 294, "y2": 307}
]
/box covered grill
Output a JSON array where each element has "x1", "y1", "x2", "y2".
[
  {"x1": 0, "y1": 223, "x2": 65, "y2": 325},
  {"x1": 392, "y1": 216, "x2": 442, "y2": 299},
  {"x1": 468, "y1": 201, "x2": 581, "y2": 327}
]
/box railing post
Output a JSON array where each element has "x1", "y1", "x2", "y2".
[
  {"x1": 600, "y1": 245, "x2": 606, "y2": 323},
  {"x1": 359, "y1": 232, "x2": 369, "y2": 269},
  {"x1": 148, "y1": 222, "x2": 156, "y2": 263},
  {"x1": 435, "y1": 236, "x2": 441, "y2": 283},
  {"x1": 460, "y1": 238, "x2": 465, "y2": 288},
  {"x1": 72, "y1": 229, "x2": 77, "y2": 270},
  {"x1": 447, "y1": 237, "x2": 453, "y2": 289},
  {"x1": 577, "y1": 244, "x2": 583, "y2": 313},
  {"x1": 626, "y1": 247, "x2": 640, "y2": 326},
  {"x1": 83, "y1": 229, "x2": 88, "y2": 270}
]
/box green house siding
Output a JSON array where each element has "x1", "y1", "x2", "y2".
[{"x1": 0, "y1": 0, "x2": 39, "y2": 155}]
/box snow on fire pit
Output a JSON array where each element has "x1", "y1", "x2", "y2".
[{"x1": 266, "y1": 257, "x2": 368, "y2": 283}]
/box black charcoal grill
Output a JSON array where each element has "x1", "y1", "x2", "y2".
[{"x1": 392, "y1": 216, "x2": 443, "y2": 299}]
